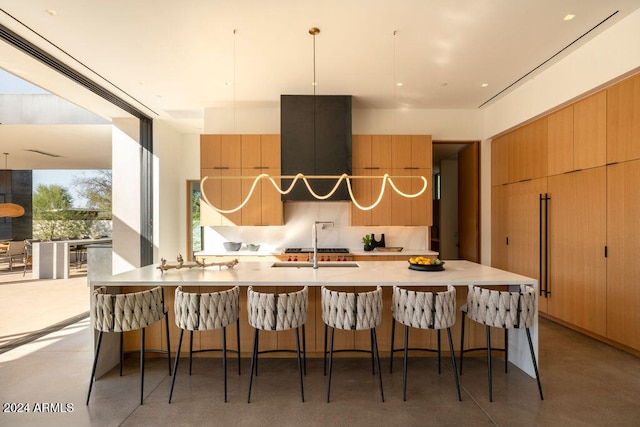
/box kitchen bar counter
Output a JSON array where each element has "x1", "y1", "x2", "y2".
[{"x1": 91, "y1": 260, "x2": 539, "y2": 378}]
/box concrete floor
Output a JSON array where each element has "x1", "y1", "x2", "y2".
[{"x1": 1, "y1": 269, "x2": 640, "y2": 426}]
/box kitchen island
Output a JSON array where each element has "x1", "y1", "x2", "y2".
[{"x1": 91, "y1": 260, "x2": 539, "y2": 378}]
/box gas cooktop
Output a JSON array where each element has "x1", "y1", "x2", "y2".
[{"x1": 285, "y1": 248, "x2": 350, "y2": 254}]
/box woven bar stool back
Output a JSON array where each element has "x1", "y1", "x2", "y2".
[
  {"x1": 247, "y1": 286, "x2": 308, "y2": 403},
  {"x1": 321, "y1": 286, "x2": 384, "y2": 402},
  {"x1": 390, "y1": 285, "x2": 461, "y2": 401},
  {"x1": 169, "y1": 286, "x2": 240, "y2": 403},
  {"x1": 459, "y1": 284, "x2": 543, "y2": 402},
  {"x1": 87, "y1": 286, "x2": 171, "y2": 405}
]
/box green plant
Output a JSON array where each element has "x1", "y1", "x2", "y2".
[{"x1": 362, "y1": 234, "x2": 372, "y2": 245}]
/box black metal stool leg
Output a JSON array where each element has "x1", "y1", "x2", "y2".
[
  {"x1": 165, "y1": 314, "x2": 172, "y2": 376},
  {"x1": 255, "y1": 329, "x2": 260, "y2": 376},
  {"x1": 169, "y1": 329, "x2": 184, "y2": 403},
  {"x1": 447, "y1": 327, "x2": 462, "y2": 401},
  {"x1": 189, "y1": 330, "x2": 194, "y2": 375},
  {"x1": 459, "y1": 314, "x2": 466, "y2": 375},
  {"x1": 323, "y1": 323, "x2": 328, "y2": 376},
  {"x1": 526, "y1": 328, "x2": 544, "y2": 400},
  {"x1": 119, "y1": 332, "x2": 123, "y2": 377},
  {"x1": 296, "y1": 327, "x2": 305, "y2": 402},
  {"x1": 437, "y1": 329, "x2": 442, "y2": 374},
  {"x1": 390, "y1": 317, "x2": 396, "y2": 374},
  {"x1": 247, "y1": 329, "x2": 259, "y2": 403},
  {"x1": 327, "y1": 327, "x2": 335, "y2": 403},
  {"x1": 372, "y1": 328, "x2": 384, "y2": 402},
  {"x1": 223, "y1": 326, "x2": 228, "y2": 402},
  {"x1": 370, "y1": 329, "x2": 375, "y2": 375},
  {"x1": 86, "y1": 331, "x2": 103, "y2": 405},
  {"x1": 402, "y1": 325, "x2": 409, "y2": 401},
  {"x1": 140, "y1": 327, "x2": 145, "y2": 405},
  {"x1": 302, "y1": 324, "x2": 307, "y2": 375},
  {"x1": 505, "y1": 329, "x2": 509, "y2": 373},
  {"x1": 236, "y1": 317, "x2": 241, "y2": 375},
  {"x1": 487, "y1": 325, "x2": 493, "y2": 402}
]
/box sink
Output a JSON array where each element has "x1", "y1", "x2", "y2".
[{"x1": 271, "y1": 261, "x2": 360, "y2": 268}]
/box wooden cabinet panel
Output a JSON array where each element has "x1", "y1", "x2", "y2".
[
  {"x1": 352, "y1": 135, "x2": 372, "y2": 169},
  {"x1": 607, "y1": 73, "x2": 640, "y2": 163},
  {"x1": 574, "y1": 91, "x2": 607, "y2": 170},
  {"x1": 391, "y1": 135, "x2": 412, "y2": 169},
  {"x1": 547, "y1": 106, "x2": 574, "y2": 176},
  {"x1": 491, "y1": 134, "x2": 510, "y2": 186},
  {"x1": 241, "y1": 134, "x2": 282, "y2": 226},
  {"x1": 548, "y1": 168, "x2": 606, "y2": 336},
  {"x1": 201, "y1": 168, "x2": 242, "y2": 226},
  {"x1": 508, "y1": 118, "x2": 547, "y2": 183},
  {"x1": 371, "y1": 135, "x2": 392, "y2": 168},
  {"x1": 606, "y1": 160, "x2": 640, "y2": 351},
  {"x1": 491, "y1": 184, "x2": 508, "y2": 271}
]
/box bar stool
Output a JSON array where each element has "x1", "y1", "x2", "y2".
[
  {"x1": 169, "y1": 286, "x2": 240, "y2": 403},
  {"x1": 390, "y1": 285, "x2": 461, "y2": 401},
  {"x1": 87, "y1": 286, "x2": 171, "y2": 405},
  {"x1": 459, "y1": 284, "x2": 544, "y2": 402},
  {"x1": 247, "y1": 286, "x2": 308, "y2": 403},
  {"x1": 321, "y1": 286, "x2": 384, "y2": 403}
]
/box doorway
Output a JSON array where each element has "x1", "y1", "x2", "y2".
[{"x1": 432, "y1": 141, "x2": 480, "y2": 262}]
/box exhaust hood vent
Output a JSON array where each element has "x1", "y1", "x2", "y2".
[{"x1": 280, "y1": 95, "x2": 352, "y2": 201}]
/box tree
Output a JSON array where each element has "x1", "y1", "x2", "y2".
[
  {"x1": 32, "y1": 184, "x2": 77, "y2": 240},
  {"x1": 72, "y1": 170, "x2": 112, "y2": 215}
]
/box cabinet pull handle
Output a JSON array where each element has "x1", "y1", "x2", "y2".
[
  {"x1": 212, "y1": 167, "x2": 229, "y2": 170},
  {"x1": 364, "y1": 167, "x2": 380, "y2": 170},
  {"x1": 404, "y1": 167, "x2": 419, "y2": 170}
]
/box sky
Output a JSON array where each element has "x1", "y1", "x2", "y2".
[{"x1": 32, "y1": 169, "x2": 105, "y2": 208}]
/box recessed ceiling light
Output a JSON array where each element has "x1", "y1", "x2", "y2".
[
  {"x1": 224, "y1": 81, "x2": 232, "y2": 86},
  {"x1": 311, "y1": 82, "x2": 318, "y2": 86},
  {"x1": 45, "y1": 9, "x2": 57, "y2": 16},
  {"x1": 564, "y1": 14, "x2": 575, "y2": 21},
  {"x1": 396, "y1": 82, "x2": 403, "y2": 87},
  {"x1": 481, "y1": 83, "x2": 489, "y2": 87}
]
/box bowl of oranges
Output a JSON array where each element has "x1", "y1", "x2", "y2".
[{"x1": 408, "y1": 256, "x2": 444, "y2": 271}]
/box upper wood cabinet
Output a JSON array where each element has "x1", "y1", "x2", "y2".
[
  {"x1": 607, "y1": 72, "x2": 640, "y2": 163},
  {"x1": 200, "y1": 134, "x2": 241, "y2": 169},
  {"x1": 547, "y1": 105, "x2": 574, "y2": 176},
  {"x1": 351, "y1": 135, "x2": 432, "y2": 226},
  {"x1": 240, "y1": 134, "x2": 282, "y2": 226},
  {"x1": 574, "y1": 91, "x2": 607, "y2": 170},
  {"x1": 508, "y1": 117, "x2": 548, "y2": 183},
  {"x1": 200, "y1": 134, "x2": 282, "y2": 226},
  {"x1": 491, "y1": 133, "x2": 510, "y2": 186}
]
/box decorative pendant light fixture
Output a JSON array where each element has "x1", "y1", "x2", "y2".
[{"x1": 200, "y1": 27, "x2": 428, "y2": 213}]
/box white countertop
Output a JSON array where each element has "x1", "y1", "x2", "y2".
[{"x1": 95, "y1": 260, "x2": 536, "y2": 288}]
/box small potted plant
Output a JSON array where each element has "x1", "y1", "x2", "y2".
[{"x1": 362, "y1": 234, "x2": 373, "y2": 251}]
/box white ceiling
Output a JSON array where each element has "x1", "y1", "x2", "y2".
[{"x1": 1, "y1": 0, "x2": 639, "y2": 169}]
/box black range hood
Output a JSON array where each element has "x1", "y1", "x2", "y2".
[{"x1": 280, "y1": 95, "x2": 352, "y2": 201}]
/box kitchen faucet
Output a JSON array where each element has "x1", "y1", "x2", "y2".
[{"x1": 312, "y1": 221, "x2": 334, "y2": 269}]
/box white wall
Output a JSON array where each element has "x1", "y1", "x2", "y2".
[{"x1": 111, "y1": 118, "x2": 141, "y2": 274}]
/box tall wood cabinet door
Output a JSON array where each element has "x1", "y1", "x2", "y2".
[
  {"x1": 491, "y1": 185, "x2": 509, "y2": 270},
  {"x1": 220, "y1": 135, "x2": 242, "y2": 168},
  {"x1": 574, "y1": 91, "x2": 607, "y2": 170},
  {"x1": 241, "y1": 135, "x2": 262, "y2": 225},
  {"x1": 369, "y1": 136, "x2": 392, "y2": 225},
  {"x1": 390, "y1": 168, "x2": 412, "y2": 225},
  {"x1": 547, "y1": 105, "x2": 574, "y2": 176},
  {"x1": 507, "y1": 178, "x2": 548, "y2": 313},
  {"x1": 492, "y1": 134, "x2": 510, "y2": 185},
  {"x1": 411, "y1": 135, "x2": 432, "y2": 168},
  {"x1": 548, "y1": 167, "x2": 606, "y2": 336},
  {"x1": 352, "y1": 135, "x2": 372, "y2": 169},
  {"x1": 411, "y1": 168, "x2": 431, "y2": 226},
  {"x1": 607, "y1": 73, "x2": 640, "y2": 163},
  {"x1": 508, "y1": 118, "x2": 548, "y2": 183},
  {"x1": 606, "y1": 160, "x2": 640, "y2": 350},
  {"x1": 260, "y1": 134, "x2": 281, "y2": 169}
]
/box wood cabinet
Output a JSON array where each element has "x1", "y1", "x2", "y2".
[
  {"x1": 200, "y1": 134, "x2": 282, "y2": 226},
  {"x1": 491, "y1": 133, "x2": 510, "y2": 186},
  {"x1": 607, "y1": 72, "x2": 640, "y2": 163},
  {"x1": 547, "y1": 167, "x2": 607, "y2": 336},
  {"x1": 200, "y1": 135, "x2": 242, "y2": 226},
  {"x1": 574, "y1": 91, "x2": 607, "y2": 170},
  {"x1": 508, "y1": 117, "x2": 548, "y2": 183},
  {"x1": 606, "y1": 160, "x2": 640, "y2": 351},
  {"x1": 351, "y1": 135, "x2": 392, "y2": 226},
  {"x1": 547, "y1": 106, "x2": 574, "y2": 176},
  {"x1": 491, "y1": 179, "x2": 547, "y2": 311},
  {"x1": 240, "y1": 134, "x2": 283, "y2": 226},
  {"x1": 351, "y1": 134, "x2": 432, "y2": 226}
]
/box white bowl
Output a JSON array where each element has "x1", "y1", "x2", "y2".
[{"x1": 223, "y1": 242, "x2": 242, "y2": 251}]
